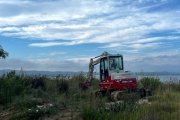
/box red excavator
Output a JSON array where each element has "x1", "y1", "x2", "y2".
[{"x1": 80, "y1": 52, "x2": 150, "y2": 100}]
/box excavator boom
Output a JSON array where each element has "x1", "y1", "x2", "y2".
[{"x1": 87, "y1": 52, "x2": 109, "y2": 84}]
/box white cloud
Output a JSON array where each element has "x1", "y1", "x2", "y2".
[
  {"x1": 0, "y1": 57, "x2": 88, "y2": 71},
  {"x1": 49, "y1": 51, "x2": 66, "y2": 56},
  {"x1": 1, "y1": 53, "x2": 180, "y2": 72},
  {"x1": 129, "y1": 42, "x2": 161, "y2": 49},
  {"x1": 29, "y1": 41, "x2": 84, "y2": 47},
  {"x1": 0, "y1": 1, "x2": 179, "y2": 43},
  {"x1": 0, "y1": 0, "x2": 180, "y2": 72},
  {"x1": 66, "y1": 57, "x2": 91, "y2": 64}
]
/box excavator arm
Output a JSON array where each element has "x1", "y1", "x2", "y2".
[
  {"x1": 87, "y1": 57, "x2": 101, "y2": 84},
  {"x1": 79, "y1": 52, "x2": 109, "y2": 89},
  {"x1": 88, "y1": 52, "x2": 110, "y2": 83}
]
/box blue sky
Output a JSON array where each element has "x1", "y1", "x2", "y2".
[{"x1": 0, "y1": 0, "x2": 180, "y2": 72}]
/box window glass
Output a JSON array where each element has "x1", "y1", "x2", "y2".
[
  {"x1": 100, "y1": 60, "x2": 105, "y2": 81},
  {"x1": 109, "y1": 56, "x2": 123, "y2": 70},
  {"x1": 104, "y1": 58, "x2": 108, "y2": 70}
]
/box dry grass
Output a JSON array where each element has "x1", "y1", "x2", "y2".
[{"x1": 0, "y1": 71, "x2": 180, "y2": 120}]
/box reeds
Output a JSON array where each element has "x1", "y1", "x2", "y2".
[{"x1": 0, "y1": 71, "x2": 180, "y2": 120}]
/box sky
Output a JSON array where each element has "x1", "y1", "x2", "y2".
[{"x1": 0, "y1": 0, "x2": 180, "y2": 72}]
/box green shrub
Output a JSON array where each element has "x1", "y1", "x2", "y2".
[
  {"x1": 139, "y1": 77, "x2": 161, "y2": 91},
  {"x1": 0, "y1": 71, "x2": 24, "y2": 105},
  {"x1": 56, "y1": 79, "x2": 69, "y2": 94},
  {"x1": 31, "y1": 76, "x2": 46, "y2": 90},
  {"x1": 15, "y1": 96, "x2": 43, "y2": 109},
  {"x1": 69, "y1": 73, "x2": 87, "y2": 88},
  {"x1": 81, "y1": 100, "x2": 138, "y2": 120},
  {"x1": 168, "y1": 81, "x2": 180, "y2": 92},
  {"x1": 81, "y1": 106, "x2": 108, "y2": 120},
  {"x1": 9, "y1": 106, "x2": 58, "y2": 120}
]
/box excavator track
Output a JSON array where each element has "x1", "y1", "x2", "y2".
[{"x1": 110, "y1": 88, "x2": 152, "y2": 101}]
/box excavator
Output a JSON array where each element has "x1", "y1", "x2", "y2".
[{"x1": 80, "y1": 52, "x2": 150, "y2": 101}]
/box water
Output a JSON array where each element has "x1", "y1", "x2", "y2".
[
  {"x1": 138, "y1": 75, "x2": 180, "y2": 82},
  {"x1": 95, "y1": 74, "x2": 180, "y2": 82}
]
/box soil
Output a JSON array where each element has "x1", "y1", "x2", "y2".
[
  {"x1": 0, "y1": 106, "x2": 15, "y2": 120},
  {"x1": 43, "y1": 109, "x2": 81, "y2": 120}
]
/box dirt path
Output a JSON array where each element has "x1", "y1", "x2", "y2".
[
  {"x1": 0, "y1": 107, "x2": 15, "y2": 120},
  {"x1": 43, "y1": 109, "x2": 81, "y2": 120}
]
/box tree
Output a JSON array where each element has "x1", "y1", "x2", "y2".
[{"x1": 0, "y1": 46, "x2": 8, "y2": 59}]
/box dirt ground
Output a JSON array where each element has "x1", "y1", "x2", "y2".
[
  {"x1": 0, "y1": 106, "x2": 15, "y2": 120},
  {"x1": 0, "y1": 108, "x2": 81, "y2": 120},
  {"x1": 43, "y1": 109, "x2": 81, "y2": 120}
]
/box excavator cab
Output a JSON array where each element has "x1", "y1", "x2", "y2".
[
  {"x1": 100, "y1": 55, "x2": 124, "y2": 82},
  {"x1": 98, "y1": 53, "x2": 137, "y2": 92}
]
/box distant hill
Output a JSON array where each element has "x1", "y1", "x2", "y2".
[
  {"x1": 134, "y1": 71, "x2": 180, "y2": 76},
  {"x1": 0, "y1": 69, "x2": 179, "y2": 77},
  {"x1": 0, "y1": 69, "x2": 85, "y2": 77}
]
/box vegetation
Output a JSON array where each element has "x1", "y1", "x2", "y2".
[
  {"x1": 0, "y1": 71, "x2": 180, "y2": 120},
  {"x1": 81, "y1": 79, "x2": 180, "y2": 120},
  {"x1": 139, "y1": 77, "x2": 161, "y2": 91},
  {"x1": 0, "y1": 46, "x2": 8, "y2": 59}
]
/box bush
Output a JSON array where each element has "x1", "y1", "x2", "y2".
[
  {"x1": 139, "y1": 77, "x2": 161, "y2": 91},
  {"x1": 56, "y1": 79, "x2": 69, "y2": 94},
  {"x1": 81, "y1": 107, "x2": 107, "y2": 120},
  {"x1": 31, "y1": 76, "x2": 46, "y2": 90},
  {"x1": 9, "y1": 104, "x2": 58, "y2": 120},
  {"x1": 167, "y1": 81, "x2": 180, "y2": 92},
  {"x1": 70, "y1": 73, "x2": 87, "y2": 87},
  {"x1": 81, "y1": 101, "x2": 138, "y2": 120},
  {"x1": 0, "y1": 71, "x2": 24, "y2": 105}
]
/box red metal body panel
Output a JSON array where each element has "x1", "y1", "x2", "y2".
[{"x1": 98, "y1": 75, "x2": 137, "y2": 91}]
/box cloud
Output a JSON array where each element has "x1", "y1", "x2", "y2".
[
  {"x1": 1, "y1": 53, "x2": 180, "y2": 72},
  {"x1": 0, "y1": 58, "x2": 38, "y2": 70},
  {"x1": 49, "y1": 51, "x2": 66, "y2": 56},
  {"x1": 29, "y1": 41, "x2": 84, "y2": 47},
  {"x1": 125, "y1": 53, "x2": 180, "y2": 72},
  {"x1": 0, "y1": 0, "x2": 179, "y2": 49},
  {"x1": 0, "y1": 0, "x2": 180, "y2": 72},
  {"x1": 0, "y1": 58, "x2": 88, "y2": 71}
]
